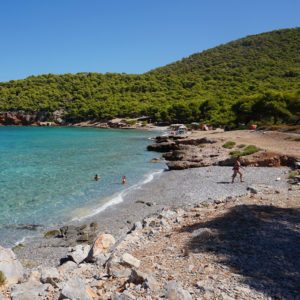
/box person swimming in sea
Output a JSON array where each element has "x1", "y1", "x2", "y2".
[{"x1": 94, "y1": 174, "x2": 100, "y2": 181}]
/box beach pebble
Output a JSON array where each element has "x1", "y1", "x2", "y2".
[{"x1": 133, "y1": 221, "x2": 143, "y2": 231}]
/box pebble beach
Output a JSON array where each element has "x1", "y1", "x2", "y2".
[{"x1": 15, "y1": 166, "x2": 288, "y2": 267}]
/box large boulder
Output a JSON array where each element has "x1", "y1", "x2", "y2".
[
  {"x1": 68, "y1": 244, "x2": 91, "y2": 264},
  {"x1": 10, "y1": 281, "x2": 51, "y2": 300},
  {"x1": 89, "y1": 233, "x2": 115, "y2": 260},
  {"x1": 60, "y1": 277, "x2": 90, "y2": 300},
  {"x1": 0, "y1": 246, "x2": 24, "y2": 285}
]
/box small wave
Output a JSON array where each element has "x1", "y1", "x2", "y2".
[
  {"x1": 13, "y1": 232, "x2": 41, "y2": 248},
  {"x1": 71, "y1": 169, "x2": 164, "y2": 222}
]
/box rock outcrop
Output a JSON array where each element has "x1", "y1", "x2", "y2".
[{"x1": 0, "y1": 110, "x2": 66, "y2": 126}]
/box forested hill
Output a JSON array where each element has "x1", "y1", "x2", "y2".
[
  {"x1": 0, "y1": 28, "x2": 299, "y2": 126},
  {"x1": 150, "y1": 28, "x2": 300, "y2": 77}
]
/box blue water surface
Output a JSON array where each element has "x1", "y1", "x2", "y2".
[{"x1": 0, "y1": 127, "x2": 163, "y2": 246}]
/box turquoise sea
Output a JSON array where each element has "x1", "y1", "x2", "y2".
[{"x1": 0, "y1": 127, "x2": 163, "y2": 247}]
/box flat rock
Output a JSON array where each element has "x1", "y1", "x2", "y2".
[
  {"x1": 121, "y1": 253, "x2": 140, "y2": 268},
  {"x1": 10, "y1": 281, "x2": 51, "y2": 300}
]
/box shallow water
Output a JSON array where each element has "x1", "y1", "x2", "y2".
[{"x1": 0, "y1": 126, "x2": 163, "y2": 246}]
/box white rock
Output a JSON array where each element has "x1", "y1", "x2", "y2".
[
  {"x1": 68, "y1": 244, "x2": 91, "y2": 264},
  {"x1": 121, "y1": 253, "x2": 140, "y2": 268},
  {"x1": 0, "y1": 245, "x2": 24, "y2": 285},
  {"x1": 40, "y1": 267, "x2": 60, "y2": 287},
  {"x1": 10, "y1": 281, "x2": 51, "y2": 300},
  {"x1": 165, "y1": 281, "x2": 192, "y2": 300},
  {"x1": 61, "y1": 277, "x2": 90, "y2": 300},
  {"x1": 58, "y1": 260, "x2": 78, "y2": 274},
  {"x1": 159, "y1": 210, "x2": 176, "y2": 220},
  {"x1": 191, "y1": 228, "x2": 214, "y2": 239},
  {"x1": 133, "y1": 221, "x2": 143, "y2": 230},
  {"x1": 129, "y1": 269, "x2": 159, "y2": 290},
  {"x1": 175, "y1": 208, "x2": 185, "y2": 216},
  {"x1": 107, "y1": 256, "x2": 132, "y2": 279}
]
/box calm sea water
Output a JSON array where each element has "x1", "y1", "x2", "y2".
[{"x1": 0, "y1": 127, "x2": 163, "y2": 246}]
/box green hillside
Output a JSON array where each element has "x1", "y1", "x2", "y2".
[{"x1": 0, "y1": 28, "x2": 299, "y2": 125}]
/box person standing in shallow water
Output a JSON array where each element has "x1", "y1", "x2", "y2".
[
  {"x1": 232, "y1": 157, "x2": 244, "y2": 183},
  {"x1": 94, "y1": 174, "x2": 100, "y2": 181},
  {"x1": 122, "y1": 175, "x2": 126, "y2": 184}
]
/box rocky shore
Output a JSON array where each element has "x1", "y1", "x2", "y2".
[
  {"x1": 1, "y1": 165, "x2": 299, "y2": 299},
  {"x1": 147, "y1": 134, "x2": 300, "y2": 170},
  {"x1": 0, "y1": 111, "x2": 157, "y2": 130},
  {"x1": 0, "y1": 169, "x2": 299, "y2": 299}
]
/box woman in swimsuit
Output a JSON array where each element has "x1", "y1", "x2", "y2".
[{"x1": 232, "y1": 157, "x2": 244, "y2": 183}]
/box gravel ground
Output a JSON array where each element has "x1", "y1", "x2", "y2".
[{"x1": 15, "y1": 166, "x2": 288, "y2": 267}]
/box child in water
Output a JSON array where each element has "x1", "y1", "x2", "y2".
[{"x1": 122, "y1": 175, "x2": 126, "y2": 184}]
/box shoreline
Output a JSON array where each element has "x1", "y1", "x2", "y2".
[
  {"x1": 9, "y1": 163, "x2": 166, "y2": 250},
  {"x1": 14, "y1": 166, "x2": 289, "y2": 268}
]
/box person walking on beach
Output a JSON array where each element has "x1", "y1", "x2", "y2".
[
  {"x1": 232, "y1": 157, "x2": 244, "y2": 183},
  {"x1": 122, "y1": 175, "x2": 126, "y2": 185}
]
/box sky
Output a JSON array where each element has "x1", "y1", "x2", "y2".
[{"x1": 0, "y1": 0, "x2": 299, "y2": 82}]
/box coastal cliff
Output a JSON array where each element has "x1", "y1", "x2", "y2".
[{"x1": 0, "y1": 110, "x2": 65, "y2": 126}]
